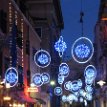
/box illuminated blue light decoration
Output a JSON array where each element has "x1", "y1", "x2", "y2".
[
  {"x1": 79, "y1": 89, "x2": 86, "y2": 97},
  {"x1": 84, "y1": 65, "x2": 97, "y2": 79},
  {"x1": 77, "y1": 79, "x2": 83, "y2": 88},
  {"x1": 5, "y1": 67, "x2": 18, "y2": 87},
  {"x1": 85, "y1": 85, "x2": 93, "y2": 94},
  {"x1": 67, "y1": 94, "x2": 78, "y2": 102},
  {"x1": 62, "y1": 95, "x2": 67, "y2": 102},
  {"x1": 41, "y1": 72, "x2": 50, "y2": 84},
  {"x1": 71, "y1": 80, "x2": 80, "y2": 92},
  {"x1": 75, "y1": 44, "x2": 90, "y2": 58},
  {"x1": 54, "y1": 87, "x2": 62, "y2": 96},
  {"x1": 59, "y1": 63, "x2": 69, "y2": 77},
  {"x1": 64, "y1": 81, "x2": 72, "y2": 90},
  {"x1": 54, "y1": 36, "x2": 67, "y2": 57},
  {"x1": 34, "y1": 50, "x2": 51, "y2": 68},
  {"x1": 58, "y1": 74, "x2": 64, "y2": 84},
  {"x1": 84, "y1": 100, "x2": 88, "y2": 106},
  {"x1": 71, "y1": 37, "x2": 94, "y2": 63},
  {"x1": 85, "y1": 77, "x2": 94, "y2": 85},
  {"x1": 85, "y1": 93, "x2": 93, "y2": 101},
  {"x1": 79, "y1": 97, "x2": 84, "y2": 102},
  {"x1": 32, "y1": 73, "x2": 43, "y2": 87}
]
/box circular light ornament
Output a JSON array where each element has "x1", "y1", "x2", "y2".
[
  {"x1": 58, "y1": 74, "x2": 64, "y2": 84},
  {"x1": 54, "y1": 87, "x2": 62, "y2": 96},
  {"x1": 59, "y1": 63, "x2": 70, "y2": 77},
  {"x1": 85, "y1": 93, "x2": 93, "y2": 101},
  {"x1": 34, "y1": 50, "x2": 51, "y2": 68},
  {"x1": 85, "y1": 77, "x2": 94, "y2": 85},
  {"x1": 32, "y1": 73, "x2": 43, "y2": 87},
  {"x1": 71, "y1": 80, "x2": 80, "y2": 92},
  {"x1": 71, "y1": 37, "x2": 94, "y2": 63},
  {"x1": 41, "y1": 72, "x2": 50, "y2": 84},
  {"x1": 77, "y1": 79, "x2": 83, "y2": 88},
  {"x1": 85, "y1": 85, "x2": 93, "y2": 94},
  {"x1": 54, "y1": 36, "x2": 67, "y2": 57},
  {"x1": 64, "y1": 81, "x2": 72, "y2": 90},
  {"x1": 5, "y1": 67, "x2": 18, "y2": 87},
  {"x1": 62, "y1": 95, "x2": 67, "y2": 102},
  {"x1": 80, "y1": 97, "x2": 84, "y2": 102},
  {"x1": 79, "y1": 89, "x2": 86, "y2": 97},
  {"x1": 84, "y1": 65, "x2": 97, "y2": 79}
]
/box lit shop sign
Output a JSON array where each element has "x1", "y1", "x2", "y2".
[
  {"x1": 27, "y1": 87, "x2": 39, "y2": 92},
  {"x1": 5, "y1": 67, "x2": 18, "y2": 87}
]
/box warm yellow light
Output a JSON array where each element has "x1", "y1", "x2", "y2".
[
  {"x1": 50, "y1": 80, "x2": 55, "y2": 86},
  {"x1": 3, "y1": 96, "x2": 11, "y2": 101},
  {"x1": 6, "y1": 83, "x2": 10, "y2": 88},
  {"x1": 27, "y1": 87, "x2": 38, "y2": 92},
  {"x1": 97, "y1": 80, "x2": 106, "y2": 87},
  {"x1": 101, "y1": 17, "x2": 107, "y2": 21}
]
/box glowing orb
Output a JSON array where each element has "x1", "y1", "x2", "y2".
[
  {"x1": 54, "y1": 87, "x2": 62, "y2": 96},
  {"x1": 71, "y1": 37, "x2": 94, "y2": 63},
  {"x1": 54, "y1": 36, "x2": 67, "y2": 57},
  {"x1": 41, "y1": 72, "x2": 50, "y2": 84},
  {"x1": 5, "y1": 67, "x2": 18, "y2": 87},
  {"x1": 34, "y1": 50, "x2": 51, "y2": 68},
  {"x1": 85, "y1": 85, "x2": 93, "y2": 94},
  {"x1": 59, "y1": 63, "x2": 69, "y2": 77},
  {"x1": 58, "y1": 74, "x2": 64, "y2": 84},
  {"x1": 84, "y1": 65, "x2": 97, "y2": 79},
  {"x1": 62, "y1": 95, "x2": 67, "y2": 102},
  {"x1": 32, "y1": 73, "x2": 43, "y2": 87}
]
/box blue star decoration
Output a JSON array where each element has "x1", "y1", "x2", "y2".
[{"x1": 54, "y1": 36, "x2": 67, "y2": 57}]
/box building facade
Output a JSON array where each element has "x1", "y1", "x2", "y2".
[
  {"x1": 0, "y1": 0, "x2": 64, "y2": 107},
  {"x1": 94, "y1": 0, "x2": 107, "y2": 107}
]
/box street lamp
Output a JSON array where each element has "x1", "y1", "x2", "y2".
[
  {"x1": 97, "y1": 80, "x2": 106, "y2": 87},
  {"x1": 50, "y1": 80, "x2": 56, "y2": 86}
]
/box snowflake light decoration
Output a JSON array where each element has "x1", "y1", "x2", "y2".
[
  {"x1": 59, "y1": 63, "x2": 69, "y2": 77},
  {"x1": 32, "y1": 73, "x2": 43, "y2": 87},
  {"x1": 54, "y1": 36, "x2": 67, "y2": 57},
  {"x1": 34, "y1": 50, "x2": 51, "y2": 68},
  {"x1": 54, "y1": 87, "x2": 62, "y2": 96},
  {"x1": 74, "y1": 44, "x2": 90, "y2": 58},
  {"x1": 41, "y1": 72, "x2": 50, "y2": 84},
  {"x1": 71, "y1": 37, "x2": 94, "y2": 63},
  {"x1": 5, "y1": 67, "x2": 18, "y2": 87}
]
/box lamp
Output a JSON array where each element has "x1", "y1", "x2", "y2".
[{"x1": 97, "y1": 80, "x2": 106, "y2": 87}]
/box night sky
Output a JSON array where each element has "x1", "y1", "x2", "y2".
[{"x1": 61, "y1": 0, "x2": 100, "y2": 59}]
